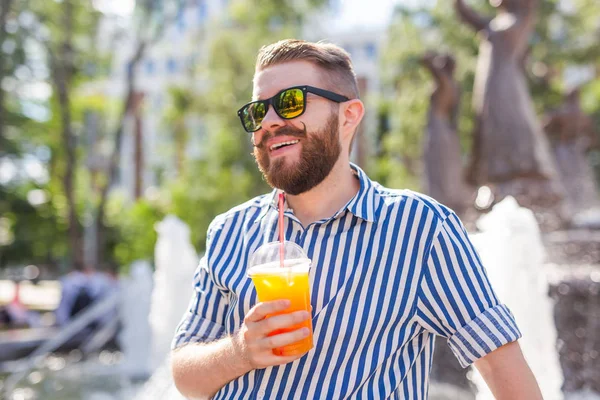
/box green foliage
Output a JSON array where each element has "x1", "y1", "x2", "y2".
[
  {"x1": 376, "y1": 4, "x2": 478, "y2": 191},
  {"x1": 3, "y1": 0, "x2": 599, "y2": 270},
  {"x1": 0, "y1": 183, "x2": 68, "y2": 267},
  {"x1": 106, "y1": 195, "x2": 165, "y2": 268},
  {"x1": 170, "y1": 161, "x2": 260, "y2": 252},
  {"x1": 106, "y1": 0, "x2": 327, "y2": 264}
]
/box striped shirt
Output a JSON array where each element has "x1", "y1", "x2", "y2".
[{"x1": 172, "y1": 163, "x2": 522, "y2": 399}]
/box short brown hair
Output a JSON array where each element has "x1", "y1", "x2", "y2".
[{"x1": 255, "y1": 39, "x2": 359, "y2": 100}]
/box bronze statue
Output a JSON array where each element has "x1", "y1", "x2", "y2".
[
  {"x1": 544, "y1": 87, "x2": 599, "y2": 211},
  {"x1": 455, "y1": 0, "x2": 563, "y2": 207},
  {"x1": 421, "y1": 52, "x2": 470, "y2": 215}
]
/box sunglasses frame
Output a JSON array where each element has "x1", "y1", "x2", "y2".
[{"x1": 237, "y1": 85, "x2": 350, "y2": 133}]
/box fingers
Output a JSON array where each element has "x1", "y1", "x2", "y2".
[
  {"x1": 254, "y1": 310, "x2": 311, "y2": 336},
  {"x1": 245, "y1": 300, "x2": 291, "y2": 323},
  {"x1": 258, "y1": 327, "x2": 310, "y2": 351},
  {"x1": 239, "y1": 301, "x2": 313, "y2": 370}
]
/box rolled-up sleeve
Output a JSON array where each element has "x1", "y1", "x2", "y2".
[
  {"x1": 171, "y1": 223, "x2": 230, "y2": 350},
  {"x1": 415, "y1": 212, "x2": 522, "y2": 367}
]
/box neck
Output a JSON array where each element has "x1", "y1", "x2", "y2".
[{"x1": 285, "y1": 159, "x2": 360, "y2": 227}]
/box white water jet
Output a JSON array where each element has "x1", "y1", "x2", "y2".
[
  {"x1": 128, "y1": 215, "x2": 198, "y2": 400},
  {"x1": 470, "y1": 197, "x2": 563, "y2": 400},
  {"x1": 119, "y1": 260, "x2": 153, "y2": 379},
  {"x1": 149, "y1": 215, "x2": 198, "y2": 370}
]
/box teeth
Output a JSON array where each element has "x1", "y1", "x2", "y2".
[{"x1": 270, "y1": 140, "x2": 299, "y2": 151}]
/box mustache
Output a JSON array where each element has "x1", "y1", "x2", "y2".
[{"x1": 253, "y1": 124, "x2": 307, "y2": 149}]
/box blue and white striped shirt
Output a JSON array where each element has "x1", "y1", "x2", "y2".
[{"x1": 172, "y1": 163, "x2": 522, "y2": 399}]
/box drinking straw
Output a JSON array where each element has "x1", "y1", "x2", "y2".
[{"x1": 278, "y1": 192, "x2": 285, "y2": 267}]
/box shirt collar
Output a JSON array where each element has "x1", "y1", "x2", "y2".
[{"x1": 256, "y1": 163, "x2": 378, "y2": 223}]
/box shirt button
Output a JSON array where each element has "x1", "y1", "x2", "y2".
[{"x1": 257, "y1": 389, "x2": 266, "y2": 399}]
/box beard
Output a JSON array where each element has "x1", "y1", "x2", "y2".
[{"x1": 253, "y1": 112, "x2": 342, "y2": 195}]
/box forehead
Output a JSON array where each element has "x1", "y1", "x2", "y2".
[{"x1": 253, "y1": 60, "x2": 325, "y2": 100}]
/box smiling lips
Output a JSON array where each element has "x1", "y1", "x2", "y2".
[{"x1": 269, "y1": 139, "x2": 300, "y2": 152}]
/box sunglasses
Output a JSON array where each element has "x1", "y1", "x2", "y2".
[{"x1": 237, "y1": 85, "x2": 350, "y2": 133}]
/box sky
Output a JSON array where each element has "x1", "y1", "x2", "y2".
[
  {"x1": 93, "y1": 0, "x2": 412, "y2": 26},
  {"x1": 330, "y1": 0, "x2": 403, "y2": 28}
]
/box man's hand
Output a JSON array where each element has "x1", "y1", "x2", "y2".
[
  {"x1": 171, "y1": 299, "x2": 311, "y2": 399},
  {"x1": 233, "y1": 299, "x2": 312, "y2": 370}
]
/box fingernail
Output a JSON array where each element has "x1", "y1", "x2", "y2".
[
  {"x1": 281, "y1": 299, "x2": 291, "y2": 307},
  {"x1": 302, "y1": 328, "x2": 310, "y2": 336}
]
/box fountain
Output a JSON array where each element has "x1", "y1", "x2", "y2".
[
  {"x1": 1, "y1": 291, "x2": 121, "y2": 396},
  {"x1": 149, "y1": 215, "x2": 198, "y2": 370},
  {"x1": 132, "y1": 215, "x2": 198, "y2": 399},
  {"x1": 118, "y1": 260, "x2": 153, "y2": 379},
  {"x1": 470, "y1": 197, "x2": 563, "y2": 399}
]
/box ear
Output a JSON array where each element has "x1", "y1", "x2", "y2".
[{"x1": 340, "y1": 99, "x2": 365, "y2": 143}]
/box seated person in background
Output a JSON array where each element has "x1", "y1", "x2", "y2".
[
  {"x1": 0, "y1": 281, "x2": 40, "y2": 329},
  {"x1": 54, "y1": 262, "x2": 95, "y2": 327},
  {"x1": 54, "y1": 263, "x2": 119, "y2": 328}
]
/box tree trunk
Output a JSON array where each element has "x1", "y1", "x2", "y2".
[
  {"x1": 0, "y1": 0, "x2": 15, "y2": 144},
  {"x1": 50, "y1": 0, "x2": 84, "y2": 268},
  {"x1": 96, "y1": 41, "x2": 146, "y2": 265},
  {"x1": 456, "y1": 0, "x2": 564, "y2": 207},
  {"x1": 544, "y1": 89, "x2": 599, "y2": 212},
  {"x1": 94, "y1": 1, "x2": 183, "y2": 263},
  {"x1": 421, "y1": 52, "x2": 471, "y2": 216},
  {"x1": 133, "y1": 92, "x2": 144, "y2": 199},
  {"x1": 175, "y1": 121, "x2": 185, "y2": 175}
]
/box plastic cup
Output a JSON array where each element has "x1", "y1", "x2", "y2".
[{"x1": 248, "y1": 241, "x2": 313, "y2": 356}]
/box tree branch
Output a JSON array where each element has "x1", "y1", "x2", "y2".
[
  {"x1": 454, "y1": 0, "x2": 490, "y2": 32},
  {"x1": 94, "y1": 0, "x2": 185, "y2": 264},
  {"x1": 421, "y1": 52, "x2": 444, "y2": 86},
  {"x1": 48, "y1": 0, "x2": 84, "y2": 268}
]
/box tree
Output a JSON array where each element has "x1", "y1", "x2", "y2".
[
  {"x1": 18, "y1": 0, "x2": 103, "y2": 268},
  {"x1": 421, "y1": 51, "x2": 471, "y2": 215},
  {"x1": 376, "y1": 5, "x2": 478, "y2": 192},
  {"x1": 454, "y1": 0, "x2": 565, "y2": 208},
  {"x1": 108, "y1": 0, "x2": 328, "y2": 264},
  {"x1": 163, "y1": 87, "x2": 195, "y2": 175},
  {"x1": 378, "y1": 1, "x2": 600, "y2": 209},
  {"x1": 0, "y1": 0, "x2": 186, "y2": 271},
  {"x1": 543, "y1": 87, "x2": 599, "y2": 211},
  {"x1": 0, "y1": 0, "x2": 72, "y2": 269}
]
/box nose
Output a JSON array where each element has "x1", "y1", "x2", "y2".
[{"x1": 260, "y1": 103, "x2": 285, "y2": 132}]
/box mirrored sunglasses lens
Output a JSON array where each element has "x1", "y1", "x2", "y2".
[
  {"x1": 276, "y1": 89, "x2": 304, "y2": 119},
  {"x1": 243, "y1": 102, "x2": 266, "y2": 131}
]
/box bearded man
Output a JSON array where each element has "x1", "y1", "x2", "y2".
[{"x1": 170, "y1": 39, "x2": 542, "y2": 400}]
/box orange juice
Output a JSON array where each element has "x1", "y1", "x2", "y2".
[{"x1": 248, "y1": 259, "x2": 313, "y2": 356}]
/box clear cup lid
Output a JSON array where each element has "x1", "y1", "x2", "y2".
[{"x1": 248, "y1": 241, "x2": 310, "y2": 271}]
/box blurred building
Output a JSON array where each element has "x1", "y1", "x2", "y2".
[{"x1": 88, "y1": 0, "x2": 227, "y2": 201}]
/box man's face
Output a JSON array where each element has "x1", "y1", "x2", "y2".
[{"x1": 251, "y1": 61, "x2": 342, "y2": 195}]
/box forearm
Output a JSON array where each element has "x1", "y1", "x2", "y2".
[
  {"x1": 171, "y1": 334, "x2": 252, "y2": 400},
  {"x1": 474, "y1": 341, "x2": 543, "y2": 400}
]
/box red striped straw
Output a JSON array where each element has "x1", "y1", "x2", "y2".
[{"x1": 278, "y1": 192, "x2": 285, "y2": 268}]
